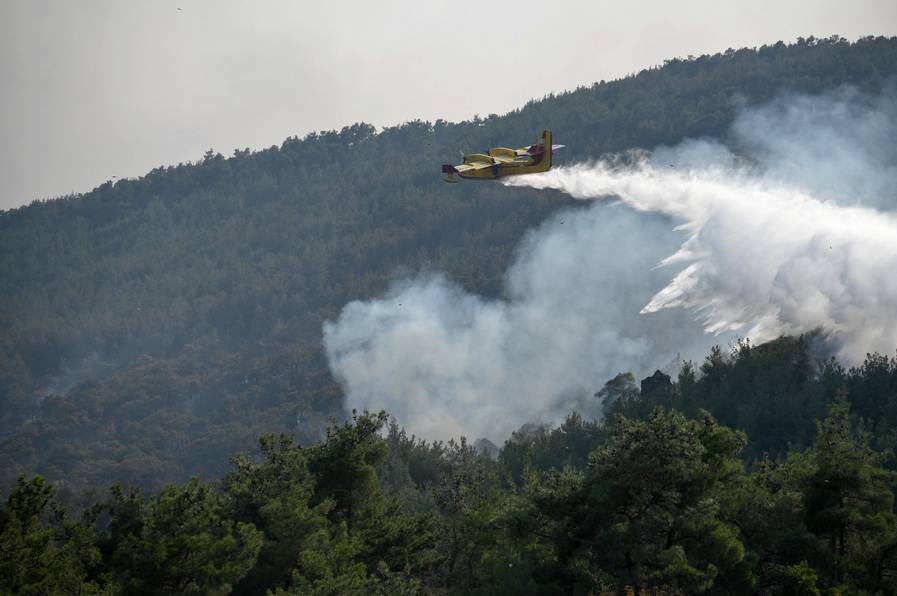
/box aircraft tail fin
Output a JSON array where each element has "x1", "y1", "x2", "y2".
[{"x1": 526, "y1": 130, "x2": 555, "y2": 173}]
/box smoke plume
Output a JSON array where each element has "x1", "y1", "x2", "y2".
[{"x1": 323, "y1": 85, "x2": 897, "y2": 443}]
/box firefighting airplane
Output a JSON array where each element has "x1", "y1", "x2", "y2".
[{"x1": 442, "y1": 130, "x2": 563, "y2": 183}]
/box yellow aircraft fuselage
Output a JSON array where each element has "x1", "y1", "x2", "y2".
[{"x1": 442, "y1": 130, "x2": 561, "y2": 183}]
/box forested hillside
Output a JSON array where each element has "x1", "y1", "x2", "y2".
[
  {"x1": 1, "y1": 33, "x2": 895, "y2": 495},
  {"x1": 3, "y1": 34, "x2": 897, "y2": 593},
  {"x1": 6, "y1": 345, "x2": 897, "y2": 594}
]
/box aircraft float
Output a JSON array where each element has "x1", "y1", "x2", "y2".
[{"x1": 442, "y1": 130, "x2": 563, "y2": 183}]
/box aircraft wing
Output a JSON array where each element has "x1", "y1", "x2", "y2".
[
  {"x1": 454, "y1": 161, "x2": 493, "y2": 174},
  {"x1": 463, "y1": 153, "x2": 498, "y2": 168},
  {"x1": 442, "y1": 154, "x2": 495, "y2": 181}
]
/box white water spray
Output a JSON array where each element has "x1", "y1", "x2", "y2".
[
  {"x1": 510, "y1": 157, "x2": 897, "y2": 361},
  {"x1": 324, "y1": 86, "x2": 897, "y2": 442}
]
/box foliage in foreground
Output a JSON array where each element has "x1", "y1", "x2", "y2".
[
  {"x1": 3, "y1": 36, "x2": 896, "y2": 503},
  {"x1": 5, "y1": 370, "x2": 897, "y2": 594}
]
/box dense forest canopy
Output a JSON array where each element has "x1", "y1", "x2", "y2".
[{"x1": 2, "y1": 35, "x2": 897, "y2": 593}]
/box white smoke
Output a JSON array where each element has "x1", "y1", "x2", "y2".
[
  {"x1": 323, "y1": 207, "x2": 715, "y2": 441},
  {"x1": 729, "y1": 86, "x2": 897, "y2": 208},
  {"x1": 323, "y1": 85, "x2": 897, "y2": 443},
  {"x1": 512, "y1": 85, "x2": 897, "y2": 362}
]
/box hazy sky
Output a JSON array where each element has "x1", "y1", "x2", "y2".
[{"x1": 2, "y1": 0, "x2": 895, "y2": 211}]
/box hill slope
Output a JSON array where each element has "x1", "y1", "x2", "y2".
[{"x1": 1, "y1": 35, "x2": 896, "y2": 498}]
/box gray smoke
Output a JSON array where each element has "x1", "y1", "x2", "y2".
[{"x1": 323, "y1": 85, "x2": 897, "y2": 443}]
